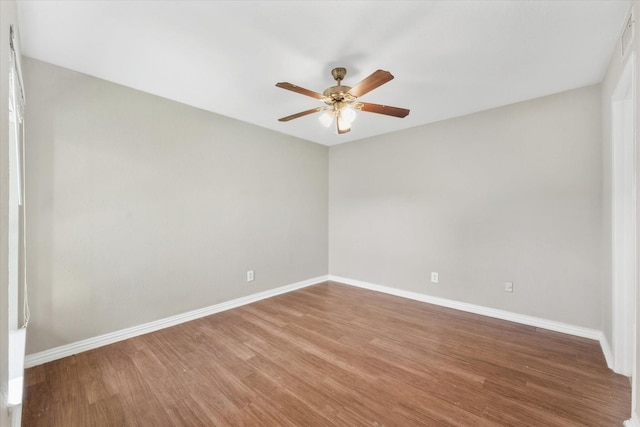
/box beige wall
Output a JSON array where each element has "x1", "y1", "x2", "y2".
[
  {"x1": 23, "y1": 58, "x2": 329, "y2": 354},
  {"x1": 329, "y1": 84, "x2": 603, "y2": 329}
]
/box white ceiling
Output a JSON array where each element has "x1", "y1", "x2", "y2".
[{"x1": 16, "y1": 1, "x2": 630, "y2": 146}]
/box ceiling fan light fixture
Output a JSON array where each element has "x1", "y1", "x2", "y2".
[
  {"x1": 337, "y1": 115, "x2": 351, "y2": 133},
  {"x1": 340, "y1": 106, "x2": 356, "y2": 124},
  {"x1": 318, "y1": 110, "x2": 334, "y2": 128}
]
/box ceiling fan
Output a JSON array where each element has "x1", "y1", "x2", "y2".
[{"x1": 276, "y1": 67, "x2": 410, "y2": 135}]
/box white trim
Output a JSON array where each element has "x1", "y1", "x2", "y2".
[
  {"x1": 625, "y1": 414, "x2": 640, "y2": 427},
  {"x1": 8, "y1": 328, "x2": 25, "y2": 405},
  {"x1": 329, "y1": 275, "x2": 604, "y2": 342},
  {"x1": 621, "y1": 11, "x2": 635, "y2": 60},
  {"x1": 611, "y1": 51, "x2": 637, "y2": 377},
  {"x1": 24, "y1": 275, "x2": 328, "y2": 368},
  {"x1": 600, "y1": 332, "x2": 615, "y2": 371},
  {"x1": 9, "y1": 404, "x2": 22, "y2": 427}
]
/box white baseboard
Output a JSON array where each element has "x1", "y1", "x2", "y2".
[
  {"x1": 24, "y1": 274, "x2": 617, "y2": 373},
  {"x1": 329, "y1": 275, "x2": 605, "y2": 343},
  {"x1": 8, "y1": 328, "x2": 26, "y2": 405},
  {"x1": 599, "y1": 332, "x2": 615, "y2": 372},
  {"x1": 9, "y1": 404, "x2": 22, "y2": 427},
  {"x1": 25, "y1": 275, "x2": 328, "y2": 368},
  {"x1": 625, "y1": 414, "x2": 640, "y2": 427}
]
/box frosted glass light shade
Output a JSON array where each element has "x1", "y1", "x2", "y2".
[
  {"x1": 318, "y1": 110, "x2": 334, "y2": 127},
  {"x1": 337, "y1": 116, "x2": 351, "y2": 132},
  {"x1": 341, "y1": 106, "x2": 356, "y2": 124}
]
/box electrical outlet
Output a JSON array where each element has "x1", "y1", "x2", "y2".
[
  {"x1": 431, "y1": 272, "x2": 439, "y2": 283},
  {"x1": 504, "y1": 281, "x2": 513, "y2": 293},
  {"x1": 247, "y1": 270, "x2": 254, "y2": 282}
]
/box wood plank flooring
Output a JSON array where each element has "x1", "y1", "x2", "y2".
[{"x1": 22, "y1": 282, "x2": 630, "y2": 426}]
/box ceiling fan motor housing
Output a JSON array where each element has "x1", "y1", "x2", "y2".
[
  {"x1": 323, "y1": 67, "x2": 356, "y2": 105},
  {"x1": 331, "y1": 67, "x2": 347, "y2": 82},
  {"x1": 323, "y1": 86, "x2": 354, "y2": 105}
]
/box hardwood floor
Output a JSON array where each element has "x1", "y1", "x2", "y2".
[{"x1": 22, "y1": 282, "x2": 630, "y2": 426}]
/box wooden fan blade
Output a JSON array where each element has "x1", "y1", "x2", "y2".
[
  {"x1": 276, "y1": 82, "x2": 325, "y2": 99},
  {"x1": 278, "y1": 106, "x2": 328, "y2": 122},
  {"x1": 347, "y1": 70, "x2": 394, "y2": 98},
  {"x1": 354, "y1": 102, "x2": 410, "y2": 118}
]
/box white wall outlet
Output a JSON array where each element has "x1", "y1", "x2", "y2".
[
  {"x1": 247, "y1": 270, "x2": 254, "y2": 282},
  {"x1": 431, "y1": 272, "x2": 439, "y2": 283},
  {"x1": 504, "y1": 281, "x2": 513, "y2": 293}
]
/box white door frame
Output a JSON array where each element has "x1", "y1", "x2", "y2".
[{"x1": 612, "y1": 52, "x2": 637, "y2": 377}]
